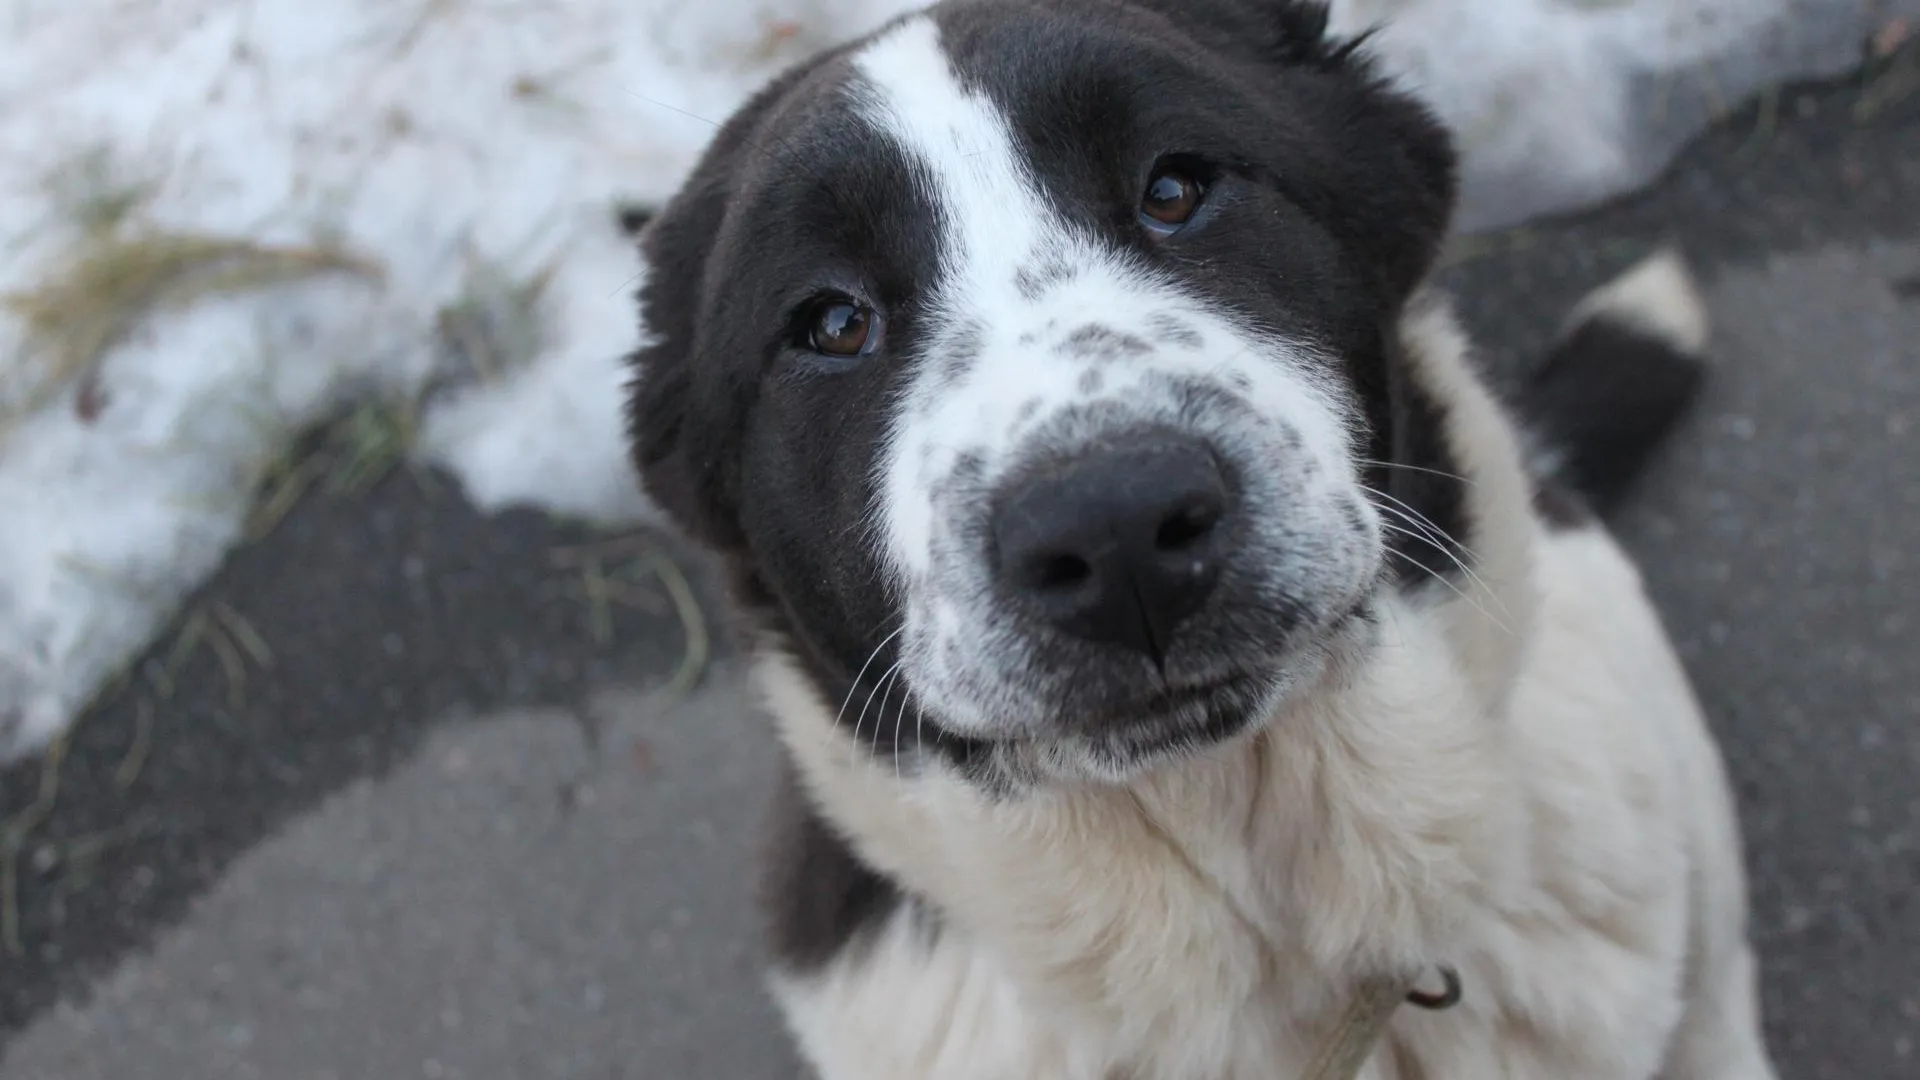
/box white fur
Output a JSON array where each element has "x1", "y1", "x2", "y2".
[
  {"x1": 1563, "y1": 247, "x2": 1713, "y2": 355},
  {"x1": 752, "y1": 15, "x2": 1777, "y2": 1080}
]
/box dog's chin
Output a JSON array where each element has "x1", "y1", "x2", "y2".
[{"x1": 1060, "y1": 672, "x2": 1280, "y2": 778}]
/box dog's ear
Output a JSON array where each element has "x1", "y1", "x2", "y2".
[
  {"x1": 624, "y1": 165, "x2": 743, "y2": 551},
  {"x1": 624, "y1": 63, "x2": 822, "y2": 552},
  {"x1": 1140, "y1": 0, "x2": 1459, "y2": 299}
]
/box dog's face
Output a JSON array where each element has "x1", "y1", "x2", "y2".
[{"x1": 630, "y1": 0, "x2": 1460, "y2": 783}]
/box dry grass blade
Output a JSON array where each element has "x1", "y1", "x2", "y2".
[
  {"x1": 247, "y1": 452, "x2": 326, "y2": 541},
  {"x1": 1855, "y1": 46, "x2": 1920, "y2": 122},
  {"x1": 545, "y1": 536, "x2": 711, "y2": 696},
  {"x1": 645, "y1": 550, "x2": 710, "y2": 703},
  {"x1": 149, "y1": 607, "x2": 211, "y2": 701},
  {"x1": 581, "y1": 556, "x2": 616, "y2": 646},
  {"x1": 211, "y1": 602, "x2": 273, "y2": 667},
  {"x1": 434, "y1": 253, "x2": 560, "y2": 387},
  {"x1": 206, "y1": 620, "x2": 250, "y2": 713},
  {"x1": 323, "y1": 400, "x2": 420, "y2": 496},
  {"x1": 48, "y1": 821, "x2": 157, "y2": 900},
  {"x1": 2, "y1": 231, "x2": 383, "y2": 421},
  {"x1": 2, "y1": 730, "x2": 71, "y2": 957},
  {"x1": 1736, "y1": 84, "x2": 1783, "y2": 160},
  {"x1": 114, "y1": 700, "x2": 154, "y2": 790},
  {"x1": 46, "y1": 146, "x2": 161, "y2": 240}
]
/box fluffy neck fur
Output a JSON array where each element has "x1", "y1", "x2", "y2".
[{"x1": 757, "y1": 294, "x2": 1541, "y2": 1056}]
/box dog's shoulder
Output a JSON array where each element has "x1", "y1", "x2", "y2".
[{"x1": 759, "y1": 757, "x2": 930, "y2": 973}]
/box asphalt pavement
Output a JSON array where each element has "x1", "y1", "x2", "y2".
[{"x1": 0, "y1": 46, "x2": 1916, "y2": 1080}]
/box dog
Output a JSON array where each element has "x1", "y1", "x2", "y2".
[{"x1": 623, "y1": 1, "x2": 1781, "y2": 1076}]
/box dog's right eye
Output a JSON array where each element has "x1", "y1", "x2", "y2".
[
  {"x1": 803, "y1": 298, "x2": 882, "y2": 359},
  {"x1": 1140, "y1": 157, "x2": 1209, "y2": 235}
]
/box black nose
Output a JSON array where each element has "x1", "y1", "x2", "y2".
[{"x1": 992, "y1": 434, "x2": 1230, "y2": 661}]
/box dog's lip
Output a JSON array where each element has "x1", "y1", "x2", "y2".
[
  {"x1": 1086, "y1": 670, "x2": 1270, "y2": 738},
  {"x1": 1147, "y1": 674, "x2": 1257, "y2": 711},
  {"x1": 1065, "y1": 600, "x2": 1370, "y2": 751}
]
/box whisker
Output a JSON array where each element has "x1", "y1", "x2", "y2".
[
  {"x1": 1357, "y1": 458, "x2": 1478, "y2": 487},
  {"x1": 1372, "y1": 511, "x2": 1511, "y2": 626},
  {"x1": 850, "y1": 659, "x2": 904, "y2": 770},
  {"x1": 890, "y1": 681, "x2": 914, "y2": 780},
  {"x1": 834, "y1": 626, "x2": 905, "y2": 729},
  {"x1": 1366, "y1": 488, "x2": 1482, "y2": 562},
  {"x1": 1366, "y1": 495, "x2": 1513, "y2": 625},
  {"x1": 1371, "y1": 501, "x2": 1483, "y2": 582},
  {"x1": 1380, "y1": 541, "x2": 1512, "y2": 635},
  {"x1": 622, "y1": 89, "x2": 722, "y2": 131},
  {"x1": 875, "y1": 666, "x2": 899, "y2": 758}
]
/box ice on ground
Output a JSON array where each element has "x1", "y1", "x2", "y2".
[{"x1": 1, "y1": 0, "x2": 1912, "y2": 759}]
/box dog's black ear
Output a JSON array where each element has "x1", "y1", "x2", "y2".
[
  {"x1": 1247, "y1": 0, "x2": 1353, "y2": 69},
  {"x1": 624, "y1": 61, "x2": 826, "y2": 551},
  {"x1": 624, "y1": 164, "x2": 745, "y2": 551},
  {"x1": 1307, "y1": 47, "x2": 1458, "y2": 303},
  {"x1": 1140, "y1": 0, "x2": 1458, "y2": 299},
  {"x1": 1269, "y1": 2, "x2": 1457, "y2": 300}
]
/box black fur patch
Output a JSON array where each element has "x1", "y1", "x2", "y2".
[
  {"x1": 615, "y1": 204, "x2": 653, "y2": 235},
  {"x1": 1015, "y1": 256, "x2": 1075, "y2": 299},
  {"x1": 1058, "y1": 323, "x2": 1151, "y2": 358},
  {"x1": 1146, "y1": 312, "x2": 1204, "y2": 349},
  {"x1": 760, "y1": 764, "x2": 919, "y2": 971},
  {"x1": 1370, "y1": 330, "x2": 1471, "y2": 588},
  {"x1": 1521, "y1": 315, "x2": 1708, "y2": 519},
  {"x1": 1531, "y1": 478, "x2": 1594, "y2": 530}
]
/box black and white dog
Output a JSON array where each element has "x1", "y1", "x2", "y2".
[{"x1": 624, "y1": 1, "x2": 1781, "y2": 1076}]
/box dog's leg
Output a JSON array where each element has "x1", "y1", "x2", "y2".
[{"x1": 1521, "y1": 248, "x2": 1714, "y2": 516}]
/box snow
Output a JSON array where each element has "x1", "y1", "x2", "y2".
[
  {"x1": 0, "y1": 0, "x2": 1912, "y2": 760},
  {"x1": 1333, "y1": 0, "x2": 1912, "y2": 231}
]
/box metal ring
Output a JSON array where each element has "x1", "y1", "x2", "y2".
[{"x1": 1405, "y1": 965, "x2": 1463, "y2": 1011}]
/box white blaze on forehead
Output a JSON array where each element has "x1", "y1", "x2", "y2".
[
  {"x1": 846, "y1": 14, "x2": 1360, "y2": 617},
  {"x1": 850, "y1": 16, "x2": 1057, "y2": 312}
]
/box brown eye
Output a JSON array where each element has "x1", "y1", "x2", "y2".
[
  {"x1": 1141, "y1": 166, "x2": 1204, "y2": 229},
  {"x1": 808, "y1": 299, "x2": 878, "y2": 357}
]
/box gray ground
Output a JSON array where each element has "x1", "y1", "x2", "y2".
[{"x1": 1, "y1": 49, "x2": 1916, "y2": 1080}]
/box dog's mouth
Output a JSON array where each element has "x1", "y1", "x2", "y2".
[
  {"x1": 1053, "y1": 670, "x2": 1278, "y2": 763},
  {"x1": 1041, "y1": 601, "x2": 1370, "y2": 767}
]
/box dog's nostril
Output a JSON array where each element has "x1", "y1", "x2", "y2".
[
  {"x1": 1155, "y1": 501, "x2": 1220, "y2": 552},
  {"x1": 1035, "y1": 553, "x2": 1093, "y2": 591}
]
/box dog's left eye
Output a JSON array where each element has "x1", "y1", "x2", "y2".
[
  {"x1": 802, "y1": 298, "x2": 883, "y2": 359},
  {"x1": 1140, "y1": 160, "x2": 1207, "y2": 234}
]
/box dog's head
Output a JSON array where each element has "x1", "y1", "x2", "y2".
[{"x1": 628, "y1": 0, "x2": 1461, "y2": 783}]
